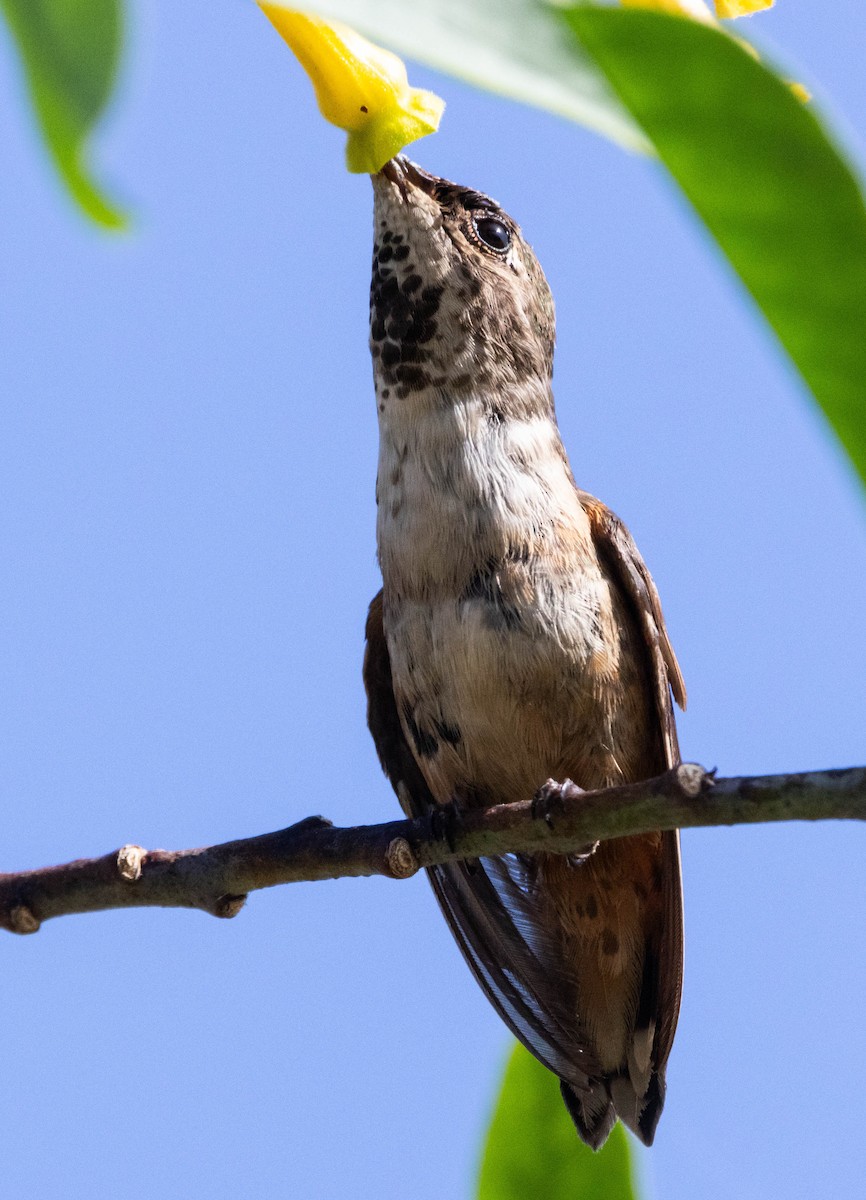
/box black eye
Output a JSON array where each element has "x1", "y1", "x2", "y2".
[{"x1": 472, "y1": 214, "x2": 511, "y2": 252}]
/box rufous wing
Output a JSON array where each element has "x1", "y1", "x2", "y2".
[{"x1": 578, "y1": 491, "x2": 686, "y2": 1137}]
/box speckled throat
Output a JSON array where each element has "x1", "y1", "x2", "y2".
[{"x1": 369, "y1": 158, "x2": 579, "y2": 604}]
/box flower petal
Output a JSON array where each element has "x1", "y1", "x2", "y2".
[
  {"x1": 258, "y1": 6, "x2": 444, "y2": 174},
  {"x1": 715, "y1": 0, "x2": 774, "y2": 17}
]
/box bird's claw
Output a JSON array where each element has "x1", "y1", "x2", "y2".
[
  {"x1": 531, "y1": 777, "x2": 584, "y2": 830},
  {"x1": 428, "y1": 800, "x2": 463, "y2": 852},
  {"x1": 532, "y1": 779, "x2": 597, "y2": 864}
]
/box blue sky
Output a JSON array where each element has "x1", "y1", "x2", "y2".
[{"x1": 2, "y1": 3, "x2": 865, "y2": 1197}]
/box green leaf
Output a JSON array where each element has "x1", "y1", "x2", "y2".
[
  {"x1": 302, "y1": 0, "x2": 648, "y2": 151},
  {"x1": 1, "y1": 0, "x2": 126, "y2": 227},
  {"x1": 564, "y1": 6, "x2": 866, "y2": 489},
  {"x1": 477, "y1": 1043, "x2": 639, "y2": 1200}
]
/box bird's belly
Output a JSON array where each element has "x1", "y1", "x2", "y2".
[{"x1": 386, "y1": 578, "x2": 647, "y2": 807}]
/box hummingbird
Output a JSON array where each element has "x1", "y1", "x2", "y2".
[{"x1": 362, "y1": 157, "x2": 686, "y2": 1148}]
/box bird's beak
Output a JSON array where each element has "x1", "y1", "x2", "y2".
[{"x1": 375, "y1": 156, "x2": 438, "y2": 201}]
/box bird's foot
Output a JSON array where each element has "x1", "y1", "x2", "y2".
[
  {"x1": 566, "y1": 843, "x2": 599, "y2": 867},
  {"x1": 532, "y1": 779, "x2": 596, "y2": 863},
  {"x1": 531, "y1": 778, "x2": 584, "y2": 829},
  {"x1": 428, "y1": 799, "x2": 463, "y2": 853}
]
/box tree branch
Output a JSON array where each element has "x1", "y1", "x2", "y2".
[{"x1": 2, "y1": 762, "x2": 864, "y2": 935}]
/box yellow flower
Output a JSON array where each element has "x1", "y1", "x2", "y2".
[
  {"x1": 621, "y1": 0, "x2": 773, "y2": 14},
  {"x1": 714, "y1": 0, "x2": 773, "y2": 16},
  {"x1": 257, "y1": 6, "x2": 444, "y2": 174}
]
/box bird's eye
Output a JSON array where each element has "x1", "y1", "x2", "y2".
[{"x1": 472, "y1": 214, "x2": 511, "y2": 253}]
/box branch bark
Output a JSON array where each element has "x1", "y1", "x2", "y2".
[{"x1": 2, "y1": 762, "x2": 864, "y2": 935}]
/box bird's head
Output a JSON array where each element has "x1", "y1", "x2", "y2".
[{"x1": 370, "y1": 158, "x2": 555, "y2": 403}]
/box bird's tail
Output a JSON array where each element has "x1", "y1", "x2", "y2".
[{"x1": 560, "y1": 1066, "x2": 666, "y2": 1149}]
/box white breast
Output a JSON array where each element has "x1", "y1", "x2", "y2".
[{"x1": 375, "y1": 386, "x2": 626, "y2": 803}]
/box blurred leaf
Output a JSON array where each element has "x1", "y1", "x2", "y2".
[
  {"x1": 477, "y1": 1043, "x2": 639, "y2": 1200},
  {"x1": 565, "y1": 6, "x2": 866, "y2": 489},
  {"x1": 1, "y1": 0, "x2": 125, "y2": 227},
  {"x1": 303, "y1": 0, "x2": 648, "y2": 151}
]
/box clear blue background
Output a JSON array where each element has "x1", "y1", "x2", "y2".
[{"x1": 2, "y1": 3, "x2": 865, "y2": 1197}]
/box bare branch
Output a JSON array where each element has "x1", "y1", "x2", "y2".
[{"x1": 2, "y1": 762, "x2": 864, "y2": 935}]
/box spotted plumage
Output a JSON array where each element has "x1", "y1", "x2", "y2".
[{"x1": 363, "y1": 158, "x2": 685, "y2": 1148}]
